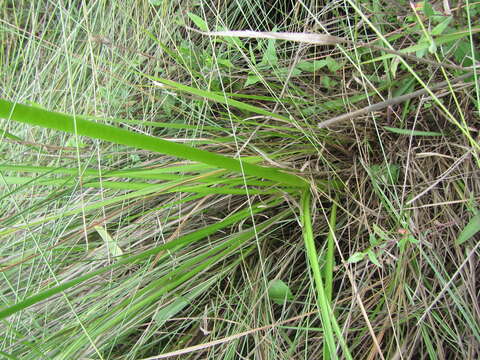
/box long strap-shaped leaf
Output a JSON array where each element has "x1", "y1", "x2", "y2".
[
  {"x1": 301, "y1": 190, "x2": 352, "y2": 359},
  {"x1": 0, "y1": 99, "x2": 307, "y2": 188}
]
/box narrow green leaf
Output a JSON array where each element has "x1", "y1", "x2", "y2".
[
  {"x1": 456, "y1": 213, "x2": 480, "y2": 245},
  {"x1": 383, "y1": 126, "x2": 443, "y2": 137},
  {"x1": 0, "y1": 199, "x2": 280, "y2": 320},
  {"x1": 361, "y1": 28, "x2": 480, "y2": 64},
  {"x1": 62, "y1": 212, "x2": 288, "y2": 357},
  {"x1": 87, "y1": 116, "x2": 223, "y2": 132},
  {"x1": 149, "y1": 77, "x2": 292, "y2": 122},
  {"x1": 0, "y1": 128, "x2": 22, "y2": 141},
  {"x1": 0, "y1": 350, "x2": 19, "y2": 360},
  {"x1": 301, "y1": 191, "x2": 352, "y2": 360},
  {"x1": 154, "y1": 282, "x2": 211, "y2": 326},
  {"x1": 324, "y1": 200, "x2": 337, "y2": 301},
  {"x1": 0, "y1": 99, "x2": 306, "y2": 188},
  {"x1": 323, "y1": 199, "x2": 338, "y2": 360},
  {"x1": 325, "y1": 56, "x2": 343, "y2": 72}
]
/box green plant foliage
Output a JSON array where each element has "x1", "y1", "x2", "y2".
[
  {"x1": 347, "y1": 251, "x2": 365, "y2": 263},
  {"x1": 456, "y1": 213, "x2": 480, "y2": 245},
  {"x1": 370, "y1": 163, "x2": 400, "y2": 186},
  {"x1": 0, "y1": 99, "x2": 306, "y2": 188},
  {"x1": 187, "y1": 12, "x2": 208, "y2": 31},
  {"x1": 383, "y1": 126, "x2": 443, "y2": 137},
  {"x1": 1, "y1": 1, "x2": 478, "y2": 358},
  {"x1": 268, "y1": 279, "x2": 294, "y2": 305}
]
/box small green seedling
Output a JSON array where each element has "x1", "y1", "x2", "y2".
[{"x1": 268, "y1": 279, "x2": 294, "y2": 305}]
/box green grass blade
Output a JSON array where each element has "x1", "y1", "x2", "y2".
[
  {"x1": 301, "y1": 191, "x2": 352, "y2": 360},
  {"x1": 62, "y1": 211, "x2": 290, "y2": 356},
  {"x1": 149, "y1": 76, "x2": 292, "y2": 122},
  {"x1": 0, "y1": 198, "x2": 281, "y2": 321},
  {"x1": 323, "y1": 199, "x2": 338, "y2": 360},
  {"x1": 383, "y1": 126, "x2": 443, "y2": 137},
  {"x1": 324, "y1": 199, "x2": 338, "y2": 303},
  {"x1": 0, "y1": 99, "x2": 307, "y2": 188}
]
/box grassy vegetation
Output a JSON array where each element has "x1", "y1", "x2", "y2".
[{"x1": 0, "y1": 0, "x2": 479, "y2": 358}]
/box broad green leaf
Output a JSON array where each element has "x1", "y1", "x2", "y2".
[
  {"x1": 187, "y1": 12, "x2": 208, "y2": 32},
  {"x1": 369, "y1": 233, "x2": 381, "y2": 247},
  {"x1": 407, "y1": 235, "x2": 419, "y2": 244},
  {"x1": 217, "y1": 57, "x2": 234, "y2": 68},
  {"x1": 456, "y1": 213, "x2": 480, "y2": 245},
  {"x1": 347, "y1": 252, "x2": 365, "y2": 263},
  {"x1": 325, "y1": 56, "x2": 343, "y2": 72},
  {"x1": 416, "y1": 38, "x2": 429, "y2": 58},
  {"x1": 94, "y1": 226, "x2": 123, "y2": 258},
  {"x1": 372, "y1": 224, "x2": 391, "y2": 242},
  {"x1": 268, "y1": 279, "x2": 294, "y2": 305},
  {"x1": 423, "y1": 0, "x2": 435, "y2": 18},
  {"x1": 431, "y1": 17, "x2": 453, "y2": 36},
  {"x1": 216, "y1": 26, "x2": 244, "y2": 48},
  {"x1": 367, "y1": 249, "x2": 381, "y2": 267},
  {"x1": 245, "y1": 74, "x2": 261, "y2": 87},
  {"x1": 321, "y1": 75, "x2": 338, "y2": 88},
  {"x1": 370, "y1": 163, "x2": 400, "y2": 185},
  {"x1": 65, "y1": 137, "x2": 88, "y2": 148},
  {"x1": 276, "y1": 67, "x2": 302, "y2": 78},
  {"x1": 383, "y1": 126, "x2": 443, "y2": 137},
  {"x1": 453, "y1": 39, "x2": 478, "y2": 66},
  {"x1": 296, "y1": 60, "x2": 327, "y2": 72}
]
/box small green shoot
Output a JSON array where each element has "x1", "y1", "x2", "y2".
[{"x1": 268, "y1": 279, "x2": 294, "y2": 305}]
